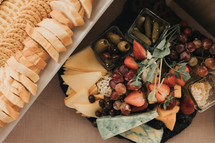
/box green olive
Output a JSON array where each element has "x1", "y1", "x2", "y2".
[
  {"x1": 117, "y1": 41, "x2": 130, "y2": 52},
  {"x1": 107, "y1": 32, "x2": 122, "y2": 45},
  {"x1": 94, "y1": 38, "x2": 110, "y2": 53}
]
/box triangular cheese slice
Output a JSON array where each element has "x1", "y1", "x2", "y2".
[
  {"x1": 66, "y1": 86, "x2": 76, "y2": 96},
  {"x1": 64, "y1": 88, "x2": 89, "y2": 108},
  {"x1": 64, "y1": 69, "x2": 87, "y2": 75},
  {"x1": 73, "y1": 100, "x2": 100, "y2": 118},
  {"x1": 61, "y1": 72, "x2": 102, "y2": 92},
  {"x1": 96, "y1": 109, "x2": 158, "y2": 140},
  {"x1": 156, "y1": 105, "x2": 180, "y2": 117},
  {"x1": 63, "y1": 46, "x2": 107, "y2": 75},
  {"x1": 156, "y1": 113, "x2": 177, "y2": 131}
]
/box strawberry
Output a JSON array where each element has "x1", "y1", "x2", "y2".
[
  {"x1": 169, "y1": 65, "x2": 189, "y2": 86},
  {"x1": 163, "y1": 75, "x2": 176, "y2": 87},
  {"x1": 160, "y1": 95, "x2": 176, "y2": 110},
  {"x1": 180, "y1": 96, "x2": 195, "y2": 115},
  {"x1": 124, "y1": 91, "x2": 145, "y2": 107},
  {"x1": 133, "y1": 40, "x2": 147, "y2": 60},
  {"x1": 131, "y1": 102, "x2": 148, "y2": 112},
  {"x1": 124, "y1": 56, "x2": 139, "y2": 70},
  {"x1": 148, "y1": 84, "x2": 170, "y2": 102}
]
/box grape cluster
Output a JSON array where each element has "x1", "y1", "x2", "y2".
[{"x1": 168, "y1": 21, "x2": 215, "y2": 77}]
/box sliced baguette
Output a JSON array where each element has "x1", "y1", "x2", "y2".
[
  {"x1": 56, "y1": 22, "x2": 73, "y2": 37},
  {"x1": 25, "y1": 24, "x2": 59, "y2": 62},
  {"x1": 37, "y1": 18, "x2": 72, "y2": 46},
  {"x1": 0, "y1": 109, "x2": 14, "y2": 123},
  {"x1": 36, "y1": 27, "x2": 67, "y2": 53},
  {"x1": 60, "y1": 0, "x2": 81, "y2": 11},
  {"x1": 50, "y1": 1, "x2": 85, "y2": 26},
  {"x1": 23, "y1": 37, "x2": 50, "y2": 61},
  {"x1": 7, "y1": 56, "x2": 40, "y2": 83},
  {"x1": 50, "y1": 10, "x2": 73, "y2": 29},
  {"x1": 79, "y1": 0, "x2": 93, "y2": 19},
  {"x1": 5, "y1": 65, "x2": 37, "y2": 96},
  {"x1": 0, "y1": 120, "x2": 5, "y2": 127}
]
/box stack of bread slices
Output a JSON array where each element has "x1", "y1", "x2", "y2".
[{"x1": 0, "y1": 0, "x2": 94, "y2": 127}]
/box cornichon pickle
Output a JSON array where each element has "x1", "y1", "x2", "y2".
[
  {"x1": 133, "y1": 27, "x2": 139, "y2": 32},
  {"x1": 152, "y1": 22, "x2": 159, "y2": 44},
  {"x1": 145, "y1": 16, "x2": 151, "y2": 38},
  {"x1": 137, "y1": 16, "x2": 145, "y2": 31},
  {"x1": 159, "y1": 25, "x2": 165, "y2": 34},
  {"x1": 132, "y1": 30, "x2": 152, "y2": 46}
]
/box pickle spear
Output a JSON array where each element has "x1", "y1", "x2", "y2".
[
  {"x1": 152, "y1": 22, "x2": 159, "y2": 44},
  {"x1": 137, "y1": 16, "x2": 145, "y2": 31},
  {"x1": 132, "y1": 30, "x2": 152, "y2": 46},
  {"x1": 145, "y1": 16, "x2": 151, "y2": 38}
]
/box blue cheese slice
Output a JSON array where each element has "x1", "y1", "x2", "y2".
[
  {"x1": 96, "y1": 109, "x2": 158, "y2": 140},
  {"x1": 120, "y1": 124, "x2": 163, "y2": 143}
]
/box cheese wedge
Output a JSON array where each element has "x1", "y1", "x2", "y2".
[
  {"x1": 38, "y1": 18, "x2": 72, "y2": 46},
  {"x1": 73, "y1": 100, "x2": 101, "y2": 118},
  {"x1": 174, "y1": 84, "x2": 182, "y2": 98},
  {"x1": 156, "y1": 113, "x2": 177, "y2": 131},
  {"x1": 50, "y1": 1, "x2": 85, "y2": 26},
  {"x1": 64, "y1": 47, "x2": 107, "y2": 75},
  {"x1": 79, "y1": 0, "x2": 93, "y2": 19},
  {"x1": 25, "y1": 24, "x2": 59, "y2": 62},
  {"x1": 156, "y1": 105, "x2": 180, "y2": 117},
  {"x1": 36, "y1": 27, "x2": 67, "y2": 53},
  {"x1": 64, "y1": 88, "x2": 89, "y2": 108},
  {"x1": 50, "y1": 10, "x2": 74, "y2": 29},
  {"x1": 61, "y1": 72, "x2": 102, "y2": 92},
  {"x1": 64, "y1": 69, "x2": 87, "y2": 75}
]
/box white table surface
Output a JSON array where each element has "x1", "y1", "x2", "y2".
[{"x1": 4, "y1": 0, "x2": 215, "y2": 142}]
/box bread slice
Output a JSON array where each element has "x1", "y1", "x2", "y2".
[
  {"x1": 23, "y1": 37, "x2": 50, "y2": 61},
  {"x1": 0, "y1": 120, "x2": 5, "y2": 127},
  {"x1": 0, "y1": 109, "x2": 14, "y2": 123},
  {"x1": 36, "y1": 27, "x2": 67, "y2": 53},
  {"x1": 50, "y1": 1, "x2": 85, "y2": 26},
  {"x1": 50, "y1": 10, "x2": 73, "y2": 29},
  {"x1": 37, "y1": 18, "x2": 72, "y2": 46},
  {"x1": 14, "y1": 51, "x2": 41, "y2": 74},
  {"x1": 21, "y1": 48, "x2": 47, "y2": 70},
  {"x1": 56, "y1": 22, "x2": 73, "y2": 37},
  {"x1": 5, "y1": 65, "x2": 37, "y2": 96},
  {"x1": 25, "y1": 24, "x2": 59, "y2": 62},
  {"x1": 79, "y1": 6, "x2": 85, "y2": 18},
  {"x1": 7, "y1": 56, "x2": 40, "y2": 83},
  {"x1": 79, "y1": 0, "x2": 93, "y2": 19}
]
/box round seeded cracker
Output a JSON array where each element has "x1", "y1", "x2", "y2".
[
  {"x1": 37, "y1": 0, "x2": 52, "y2": 17},
  {"x1": 21, "y1": 4, "x2": 42, "y2": 20},
  {"x1": 16, "y1": 13, "x2": 38, "y2": 26},
  {"x1": 30, "y1": 2, "x2": 48, "y2": 19},
  {"x1": 2, "y1": 38, "x2": 24, "y2": 51},
  {"x1": 4, "y1": 32, "x2": 25, "y2": 44},
  {"x1": 20, "y1": 9, "x2": 42, "y2": 23},
  {"x1": 14, "y1": 18, "x2": 35, "y2": 28},
  {"x1": 0, "y1": 42, "x2": 18, "y2": 53},
  {"x1": 7, "y1": 28, "x2": 28, "y2": 38},
  {"x1": 0, "y1": 47, "x2": 14, "y2": 57},
  {"x1": 0, "y1": 52, "x2": 9, "y2": 67}
]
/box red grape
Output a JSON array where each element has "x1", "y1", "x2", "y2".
[
  {"x1": 127, "y1": 81, "x2": 141, "y2": 90},
  {"x1": 178, "y1": 34, "x2": 188, "y2": 43},
  {"x1": 102, "y1": 52, "x2": 111, "y2": 59},
  {"x1": 175, "y1": 44, "x2": 185, "y2": 53},
  {"x1": 119, "y1": 65, "x2": 129, "y2": 75},
  {"x1": 197, "y1": 65, "x2": 208, "y2": 77},
  {"x1": 169, "y1": 50, "x2": 178, "y2": 60},
  {"x1": 183, "y1": 27, "x2": 192, "y2": 37},
  {"x1": 115, "y1": 83, "x2": 127, "y2": 95},
  {"x1": 180, "y1": 20, "x2": 188, "y2": 28},
  {"x1": 109, "y1": 79, "x2": 117, "y2": 89},
  {"x1": 193, "y1": 38, "x2": 202, "y2": 49},
  {"x1": 188, "y1": 57, "x2": 198, "y2": 67},
  {"x1": 205, "y1": 58, "x2": 215, "y2": 70},
  {"x1": 111, "y1": 91, "x2": 120, "y2": 100},
  {"x1": 112, "y1": 54, "x2": 120, "y2": 62},
  {"x1": 180, "y1": 51, "x2": 191, "y2": 61},
  {"x1": 202, "y1": 38, "x2": 212, "y2": 50},
  {"x1": 112, "y1": 72, "x2": 124, "y2": 83},
  {"x1": 120, "y1": 102, "x2": 131, "y2": 115},
  {"x1": 113, "y1": 100, "x2": 122, "y2": 110},
  {"x1": 124, "y1": 70, "x2": 136, "y2": 81},
  {"x1": 209, "y1": 44, "x2": 215, "y2": 55},
  {"x1": 186, "y1": 42, "x2": 196, "y2": 52}
]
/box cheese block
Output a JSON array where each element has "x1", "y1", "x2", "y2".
[
  {"x1": 25, "y1": 24, "x2": 59, "y2": 62},
  {"x1": 23, "y1": 37, "x2": 50, "y2": 61},
  {"x1": 120, "y1": 124, "x2": 163, "y2": 143},
  {"x1": 50, "y1": 10, "x2": 74, "y2": 28},
  {"x1": 7, "y1": 56, "x2": 39, "y2": 83},
  {"x1": 156, "y1": 112, "x2": 176, "y2": 131},
  {"x1": 64, "y1": 69, "x2": 87, "y2": 75},
  {"x1": 37, "y1": 18, "x2": 72, "y2": 46},
  {"x1": 64, "y1": 88, "x2": 89, "y2": 108},
  {"x1": 96, "y1": 109, "x2": 158, "y2": 140},
  {"x1": 174, "y1": 84, "x2": 182, "y2": 98},
  {"x1": 0, "y1": 120, "x2": 5, "y2": 127},
  {"x1": 50, "y1": 1, "x2": 85, "y2": 26},
  {"x1": 61, "y1": 72, "x2": 102, "y2": 92},
  {"x1": 0, "y1": 109, "x2": 14, "y2": 123},
  {"x1": 36, "y1": 27, "x2": 67, "y2": 53},
  {"x1": 79, "y1": 0, "x2": 93, "y2": 19},
  {"x1": 64, "y1": 46, "x2": 107, "y2": 75},
  {"x1": 73, "y1": 100, "x2": 101, "y2": 118},
  {"x1": 156, "y1": 105, "x2": 180, "y2": 117}
]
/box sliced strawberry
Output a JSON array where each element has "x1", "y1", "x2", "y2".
[
  {"x1": 127, "y1": 80, "x2": 141, "y2": 91},
  {"x1": 124, "y1": 56, "x2": 139, "y2": 70},
  {"x1": 131, "y1": 102, "x2": 148, "y2": 112},
  {"x1": 176, "y1": 75, "x2": 186, "y2": 86},
  {"x1": 124, "y1": 91, "x2": 145, "y2": 107},
  {"x1": 148, "y1": 84, "x2": 170, "y2": 102},
  {"x1": 180, "y1": 96, "x2": 195, "y2": 115},
  {"x1": 163, "y1": 75, "x2": 176, "y2": 87},
  {"x1": 133, "y1": 40, "x2": 147, "y2": 60},
  {"x1": 160, "y1": 95, "x2": 177, "y2": 110}
]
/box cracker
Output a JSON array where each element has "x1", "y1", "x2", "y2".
[
  {"x1": 0, "y1": 47, "x2": 14, "y2": 57},
  {"x1": 16, "y1": 13, "x2": 38, "y2": 26},
  {"x1": 0, "y1": 12, "x2": 12, "y2": 24},
  {"x1": 0, "y1": 42, "x2": 19, "y2": 53},
  {"x1": 0, "y1": 17, "x2": 10, "y2": 28},
  {"x1": 7, "y1": 28, "x2": 28, "y2": 38},
  {"x1": 0, "y1": 5, "x2": 17, "y2": 18},
  {"x1": 2, "y1": 1, "x2": 19, "y2": 11},
  {"x1": 2, "y1": 38, "x2": 24, "y2": 51},
  {"x1": 37, "y1": 0, "x2": 52, "y2": 17},
  {"x1": 4, "y1": 32, "x2": 24, "y2": 44},
  {"x1": 20, "y1": 9, "x2": 42, "y2": 23},
  {"x1": 30, "y1": 2, "x2": 48, "y2": 19},
  {"x1": 0, "y1": 52, "x2": 9, "y2": 67},
  {"x1": 21, "y1": 4, "x2": 42, "y2": 20},
  {"x1": 15, "y1": 18, "x2": 35, "y2": 28}
]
